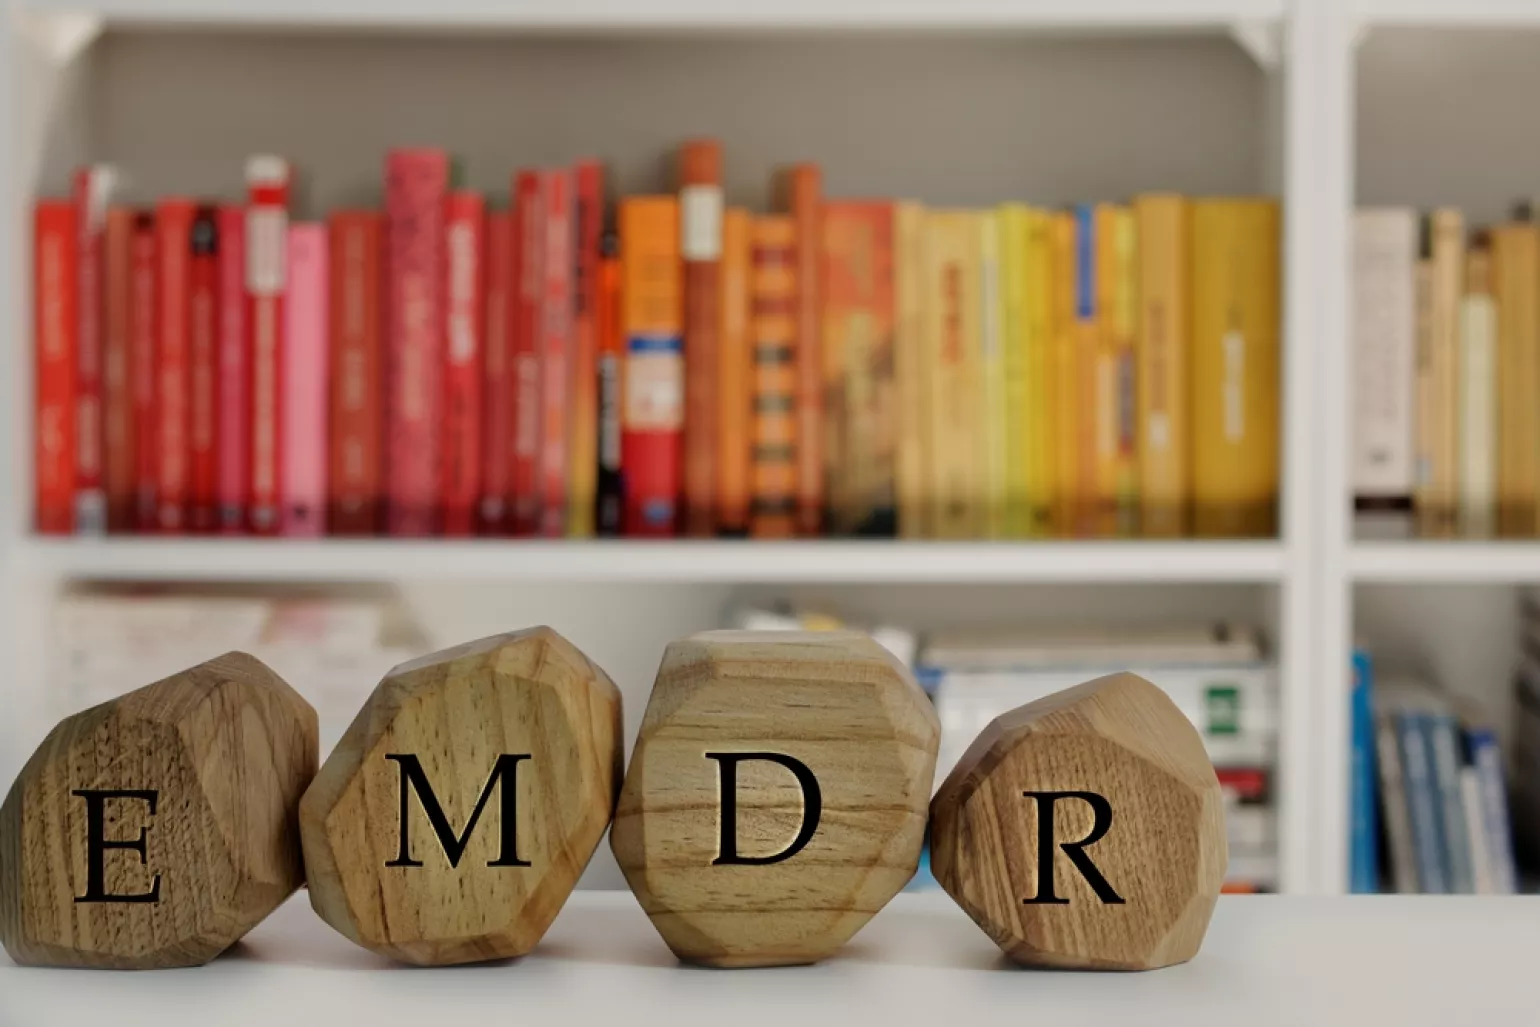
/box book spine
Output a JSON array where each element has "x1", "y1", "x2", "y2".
[
  {"x1": 216, "y1": 204, "x2": 247, "y2": 534},
  {"x1": 130, "y1": 212, "x2": 157, "y2": 531},
  {"x1": 1399, "y1": 710, "x2": 1447, "y2": 893},
  {"x1": 154, "y1": 198, "x2": 193, "y2": 535},
  {"x1": 620, "y1": 196, "x2": 683, "y2": 537},
  {"x1": 443, "y1": 191, "x2": 485, "y2": 538},
  {"x1": 34, "y1": 200, "x2": 78, "y2": 535},
  {"x1": 480, "y1": 210, "x2": 513, "y2": 535},
  {"x1": 1425, "y1": 210, "x2": 1464, "y2": 536},
  {"x1": 998, "y1": 204, "x2": 1031, "y2": 537},
  {"x1": 510, "y1": 170, "x2": 543, "y2": 535},
  {"x1": 1073, "y1": 204, "x2": 1099, "y2": 538},
  {"x1": 1352, "y1": 208, "x2": 1418, "y2": 515},
  {"x1": 539, "y1": 170, "x2": 572, "y2": 539},
  {"x1": 327, "y1": 210, "x2": 383, "y2": 535},
  {"x1": 979, "y1": 212, "x2": 1007, "y2": 539},
  {"x1": 567, "y1": 160, "x2": 604, "y2": 539},
  {"x1": 1413, "y1": 254, "x2": 1434, "y2": 532},
  {"x1": 246, "y1": 156, "x2": 290, "y2": 536},
  {"x1": 893, "y1": 201, "x2": 927, "y2": 539},
  {"x1": 1135, "y1": 195, "x2": 1191, "y2": 537},
  {"x1": 779, "y1": 164, "x2": 823, "y2": 536},
  {"x1": 187, "y1": 206, "x2": 219, "y2": 533},
  {"x1": 717, "y1": 207, "x2": 753, "y2": 537},
  {"x1": 1428, "y1": 712, "x2": 1474, "y2": 892},
  {"x1": 596, "y1": 233, "x2": 623, "y2": 536},
  {"x1": 1492, "y1": 221, "x2": 1539, "y2": 536},
  {"x1": 1023, "y1": 209, "x2": 1056, "y2": 538},
  {"x1": 1349, "y1": 649, "x2": 1380, "y2": 893},
  {"x1": 73, "y1": 167, "x2": 113, "y2": 534},
  {"x1": 1376, "y1": 709, "x2": 1419, "y2": 892},
  {"x1": 385, "y1": 148, "x2": 448, "y2": 537},
  {"x1": 680, "y1": 140, "x2": 723, "y2": 536},
  {"x1": 1110, "y1": 206, "x2": 1137, "y2": 536},
  {"x1": 102, "y1": 206, "x2": 135, "y2": 533},
  {"x1": 750, "y1": 215, "x2": 798, "y2": 538},
  {"x1": 1459, "y1": 240, "x2": 1497, "y2": 538},
  {"x1": 923, "y1": 211, "x2": 985, "y2": 539},
  {"x1": 282, "y1": 222, "x2": 328, "y2": 537},
  {"x1": 1459, "y1": 765, "x2": 1494, "y2": 894},
  {"x1": 1470, "y1": 726, "x2": 1519, "y2": 893},
  {"x1": 1050, "y1": 211, "x2": 1080, "y2": 537},
  {"x1": 1192, "y1": 199, "x2": 1282, "y2": 538}
]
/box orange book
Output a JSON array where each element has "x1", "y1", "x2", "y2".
[
  {"x1": 619, "y1": 196, "x2": 683, "y2": 537},
  {"x1": 776, "y1": 163, "x2": 822, "y2": 535},
  {"x1": 750, "y1": 216, "x2": 798, "y2": 538},
  {"x1": 717, "y1": 207, "x2": 753, "y2": 536},
  {"x1": 680, "y1": 140, "x2": 723, "y2": 536}
]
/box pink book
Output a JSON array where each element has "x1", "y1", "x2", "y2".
[
  {"x1": 282, "y1": 223, "x2": 328, "y2": 536},
  {"x1": 386, "y1": 149, "x2": 448, "y2": 536},
  {"x1": 217, "y1": 205, "x2": 248, "y2": 533}
]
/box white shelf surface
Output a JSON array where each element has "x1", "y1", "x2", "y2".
[
  {"x1": 1350, "y1": 541, "x2": 1540, "y2": 582},
  {"x1": 11, "y1": 538, "x2": 1287, "y2": 583},
  {"x1": 1351, "y1": 0, "x2": 1540, "y2": 27},
  {"x1": 17, "y1": 0, "x2": 1286, "y2": 30},
  {"x1": 4, "y1": 892, "x2": 1538, "y2": 1026}
]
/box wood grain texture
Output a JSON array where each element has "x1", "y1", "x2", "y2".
[
  {"x1": 930, "y1": 672, "x2": 1225, "y2": 971},
  {"x1": 0, "y1": 652, "x2": 317, "y2": 968},
  {"x1": 611, "y1": 630, "x2": 939, "y2": 968},
  {"x1": 299, "y1": 626, "x2": 622, "y2": 966}
]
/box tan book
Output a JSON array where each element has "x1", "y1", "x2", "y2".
[
  {"x1": 1424, "y1": 210, "x2": 1464, "y2": 537},
  {"x1": 1493, "y1": 220, "x2": 1540, "y2": 536},
  {"x1": 923, "y1": 210, "x2": 985, "y2": 538},
  {"x1": 1135, "y1": 195, "x2": 1192, "y2": 537},
  {"x1": 893, "y1": 202, "x2": 927, "y2": 538}
]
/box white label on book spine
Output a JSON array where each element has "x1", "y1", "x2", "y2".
[
  {"x1": 247, "y1": 208, "x2": 288, "y2": 296},
  {"x1": 1353, "y1": 209, "x2": 1418, "y2": 497},
  {"x1": 680, "y1": 185, "x2": 723, "y2": 261}
]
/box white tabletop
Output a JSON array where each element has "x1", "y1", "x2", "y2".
[{"x1": 2, "y1": 891, "x2": 1536, "y2": 1026}]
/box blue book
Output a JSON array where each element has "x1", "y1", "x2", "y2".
[
  {"x1": 1466, "y1": 723, "x2": 1519, "y2": 893},
  {"x1": 1398, "y1": 710, "x2": 1448, "y2": 893},
  {"x1": 1349, "y1": 649, "x2": 1380, "y2": 893},
  {"x1": 1427, "y1": 712, "x2": 1474, "y2": 893}
]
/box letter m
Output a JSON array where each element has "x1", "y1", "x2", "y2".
[{"x1": 385, "y1": 753, "x2": 532, "y2": 869}]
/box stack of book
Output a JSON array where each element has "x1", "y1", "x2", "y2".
[
  {"x1": 1354, "y1": 204, "x2": 1540, "y2": 538},
  {"x1": 34, "y1": 148, "x2": 1281, "y2": 542}
]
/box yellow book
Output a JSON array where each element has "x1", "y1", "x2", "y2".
[
  {"x1": 923, "y1": 210, "x2": 985, "y2": 538},
  {"x1": 980, "y1": 211, "x2": 1007, "y2": 538},
  {"x1": 1192, "y1": 198, "x2": 1281, "y2": 538},
  {"x1": 1134, "y1": 194, "x2": 1191, "y2": 537},
  {"x1": 1050, "y1": 210, "x2": 1082, "y2": 537},
  {"x1": 893, "y1": 201, "x2": 927, "y2": 538},
  {"x1": 1023, "y1": 208, "x2": 1056, "y2": 538},
  {"x1": 998, "y1": 203, "x2": 1032, "y2": 537},
  {"x1": 1111, "y1": 206, "x2": 1138, "y2": 535},
  {"x1": 1492, "y1": 221, "x2": 1540, "y2": 536}
]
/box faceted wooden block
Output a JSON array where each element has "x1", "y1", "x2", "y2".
[
  {"x1": 930, "y1": 672, "x2": 1227, "y2": 971},
  {"x1": 0, "y1": 652, "x2": 317, "y2": 969},
  {"x1": 299, "y1": 627, "x2": 622, "y2": 966},
  {"x1": 611, "y1": 630, "x2": 940, "y2": 968}
]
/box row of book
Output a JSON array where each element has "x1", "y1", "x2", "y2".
[
  {"x1": 1349, "y1": 648, "x2": 1519, "y2": 894},
  {"x1": 1355, "y1": 205, "x2": 1540, "y2": 539},
  {"x1": 34, "y1": 146, "x2": 1283, "y2": 541}
]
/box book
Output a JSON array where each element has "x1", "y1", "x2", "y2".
[
  {"x1": 680, "y1": 141, "x2": 723, "y2": 537},
  {"x1": 920, "y1": 622, "x2": 1265, "y2": 670},
  {"x1": 1352, "y1": 209, "x2": 1418, "y2": 529},
  {"x1": 822, "y1": 201, "x2": 897, "y2": 537},
  {"x1": 34, "y1": 199, "x2": 77, "y2": 535},
  {"x1": 567, "y1": 160, "x2": 604, "y2": 539},
  {"x1": 385, "y1": 149, "x2": 449, "y2": 536},
  {"x1": 510, "y1": 170, "x2": 543, "y2": 536},
  {"x1": 1375, "y1": 701, "x2": 1419, "y2": 893},
  {"x1": 1464, "y1": 712, "x2": 1518, "y2": 893},
  {"x1": 1023, "y1": 207, "x2": 1056, "y2": 539},
  {"x1": 1423, "y1": 209, "x2": 1464, "y2": 537},
  {"x1": 327, "y1": 210, "x2": 384, "y2": 535},
  {"x1": 998, "y1": 204, "x2": 1031, "y2": 537},
  {"x1": 1192, "y1": 199, "x2": 1281, "y2": 538},
  {"x1": 1349, "y1": 648, "x2": 1380, "y2": 894},
  {"x1": 1427, "y1": 708, "x2": 1475, "y2": 892},
  {"x1": 776, "y1": 163, "x2": 823, "y2": 536},
  {"x1": 216, "y1": 204, "x2": 248, "y2": 534},
  {"x1": 154, "y1": 198, "x2": 194, "y2": 535},
  {"x1": 619, "y1": 195, "x2": 683, "y2": 537},
  {"x1": 480, "y1": 210, "x2": 514, "y2": 535},
  {"x1": 245, "y1": 156, "x2": 290, "y2": 536},
  {"x1": 1411, "y1": 255, "x2": 1433, "y2": 539},
  {"x1": 717, "y1": 207, "x2": 753, "y2": 537},
  {"x1": 187, "y1": 206, "x2": 220, "y2": 533},
  {"x1": 539, "y1": 169, "x2": 572, "y2": 539},
  {"x1": 72, "y1": 166, "x2": 114, "y2": 535},
  {"x1": 596, "y1": 231, "x2": 623, "y2": 536},
  {"x1": 749, "y1": 215, "x2": 798, "y2": 539},
  {"x1": 1492, "y1": 219, "x2": 1540, "y2": 536},
  {"x1": 1109, "y1": 205, "x2": 1138, "y2": 535},
  {"x1": 1458, "y1": 237, "x2": 1497, "y2": 538},
  {"x1": 1050, "y1": 211, "x2": 1081, "y2": 537},
  {"x1": 1135, "y1": 194, "x2": 1191, "y2": 537},
  {"x1": 130, "y1": 211, "x2": 157, "y2": 531},
  {"x1": 442, "y1": 191, "x2": 485, "y2": 538},
  {"x1": 1399, "y1": 707, "x2": 1447, "y2": 892},
  {"x1": 892, "y1": 201, "x2": 926, "y2": 539},
  {"x1": 922, "y1": 211, "x2": 984, "y2": 539},
  {"x1": 102, "y1": 206, "x2": 135, "y2": 533},
  {"x1": 283, "y1": 222, "x2": 328, "y2": 537},
  {"x1": 1460, "y1": 764, "x2": 1494, "y2": 894},
  {"x1": 978, "y1": 211, "x2": 1007, "y2": 538},
  {"x1": 1071, "y1": 204, "x2": 1099, "y2": 538}
]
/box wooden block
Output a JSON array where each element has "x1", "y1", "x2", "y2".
[
  {"x1": 930, "y1": 672, "x2": 1227, "y2": 971},
  {"x1": 0, "y1": 653, "x2": 317, "y2": 969},
  {"x1": 611, "y1": 630, "x2": 939, "y2": 968},
  {"x1": 299, "y1": 626, "x2": 622, "y2": 966}
]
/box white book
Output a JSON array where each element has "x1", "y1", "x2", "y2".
[
  {"x1": 1353, "y1": 209, "x2": 1419, "y2": 505},
  {"x1": 1460, "y1": 766, "x2": 1496, "y2": 894},
  {"x1": 1458, "y1": 262, "x2": 1497, "y2": 537}
]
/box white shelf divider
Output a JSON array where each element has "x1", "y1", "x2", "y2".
[
  {"x1": 1351, "y1": 0, "x2": 1540, "y2": 28},
  {"x1": 1350, "y1": 542, "x2": 1540, "y2": 583}
]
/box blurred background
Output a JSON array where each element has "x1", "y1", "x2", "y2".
[{"x1": 8, "y1": 1, "x2": 1540, "y2": 901}]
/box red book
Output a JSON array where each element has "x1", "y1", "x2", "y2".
[
  {"x1": 283, "y1": 223, "x2": 328, "y2": 537},
  {"x1": 102, "y1": 206, "x2": 135, "y2": 533},
  {"x1": 217, "y1": 204, "x2": 247, "y2": 534},
  {"x1": 510, "y1": 169, "x2": 543, "y2": 535},
  {"x1": 567, "y1": 160, "x2": 604, "y2": 539},
  {"x1": 386, "y1": 148, "x2": 449, "y2": 536},
  {"x1": 679, "y1": 140, "x2": 723, "y2": 536},
  {"x1": 246, "y1": 156, "x2": 291, "y2": 535},
  {"x1": 130, "y1": 212, "x2": 157, "y2": 530},
  {"x1": 539, "y1": 169, "x2": 572, "y2": 538},
  {"x1": 776, "y1": 164, "x2": 824, "y2": 536},
  {"x1": 187, "y1": 207, "x2": 220, "y2": 533},
  {"x1": 479, "y1": 210, "x2": 514, "y2": 535},
  {"x1": 154, "y1": 198, "x2": 194, "y2": 534},
  {"x1": 73, "y1": 167, "x2": 113, "y2": 534},
  {"x1": 328, "y1": 210, "x2": 384, "y2": 535},
  {"x1": 443, "y1": 191, "x2": 485, "y2": 537},
  {"x1": 34, "y1": 200, "x2": 77, "y2": 535}
]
